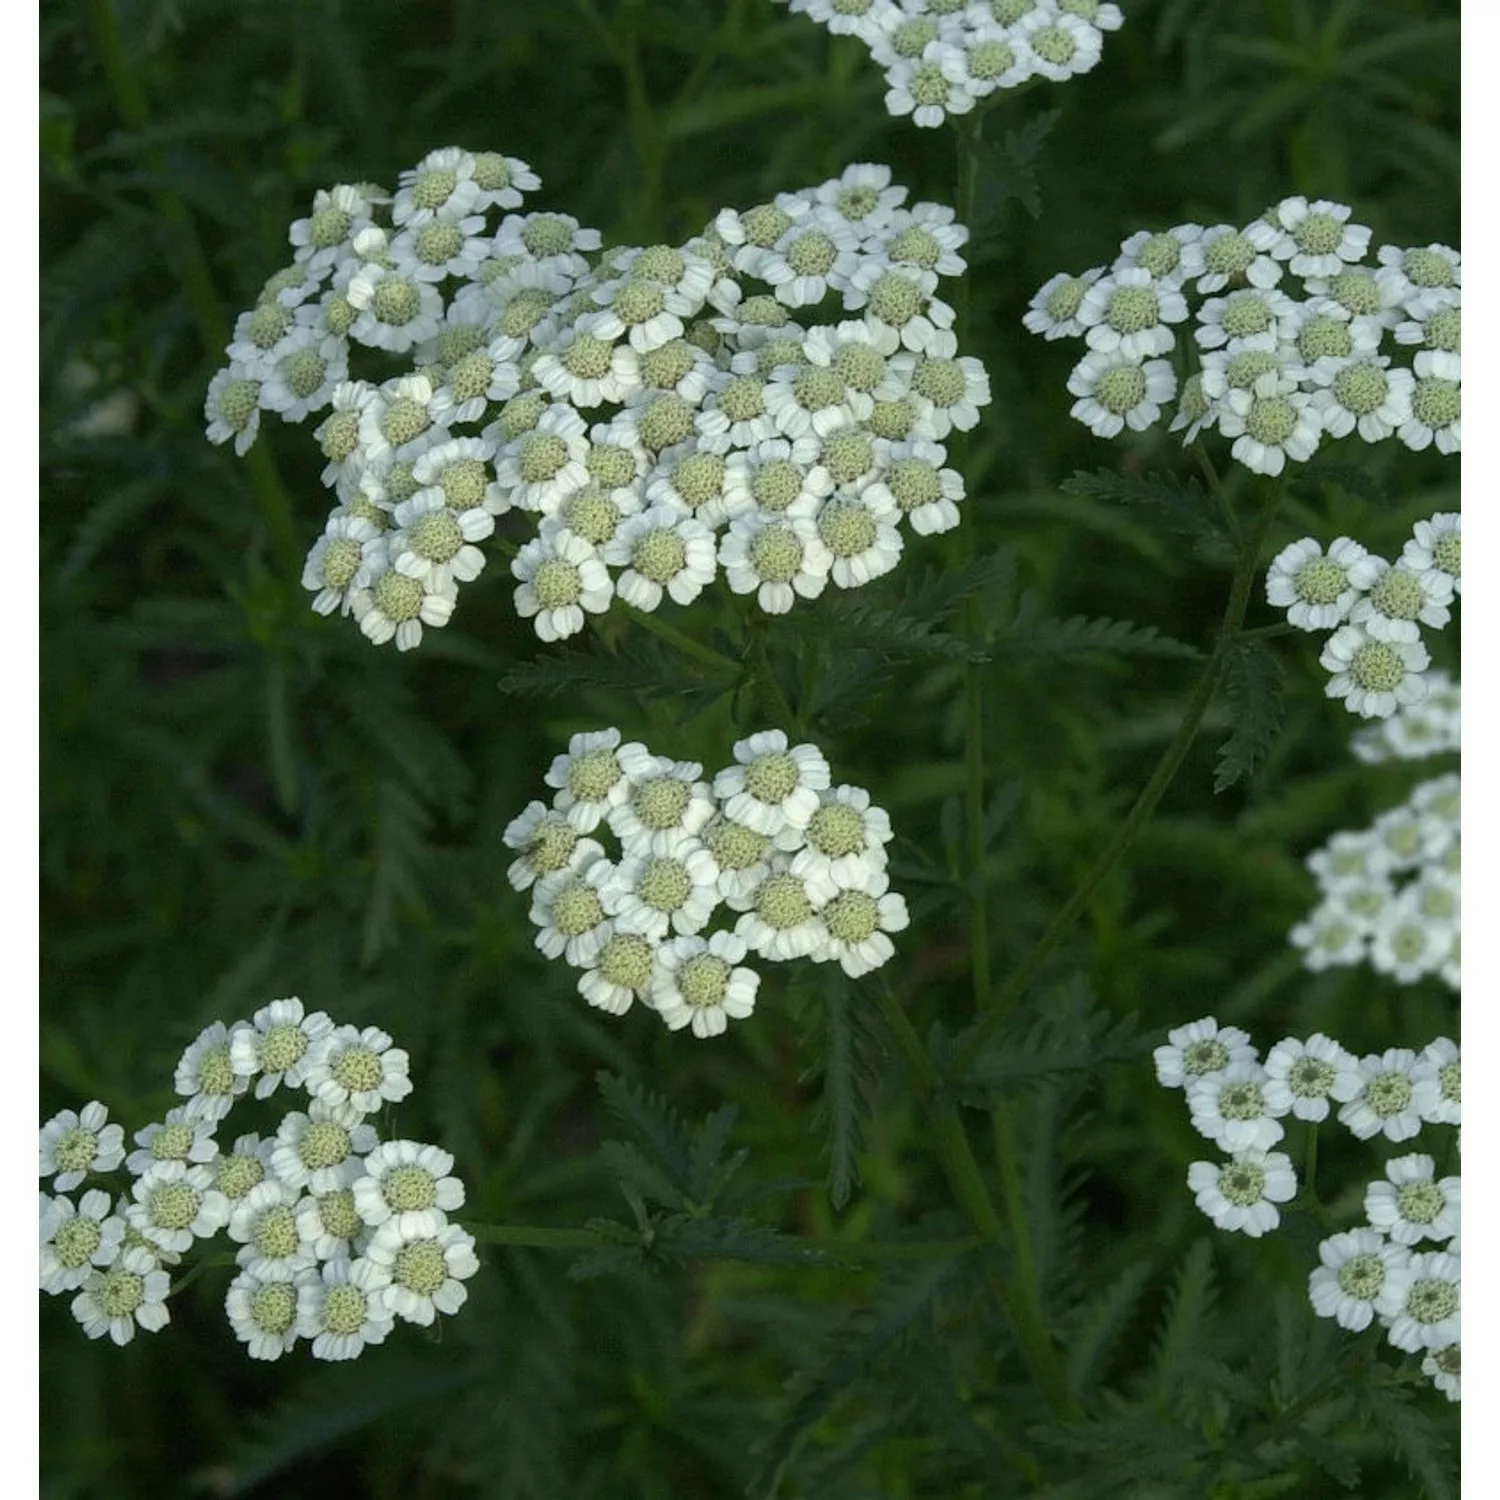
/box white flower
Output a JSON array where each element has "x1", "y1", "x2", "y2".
[
  {"x1": 350, "y1": 566, "x2": 457, "y2": 652},
  {"x1": 225, "y1": 1267, "x2": 309, "y2": 1360},
  {"x1": 1308, "y1": 356, "x2": 1414, "y2": 442},
  {"x1": 1250, "y1": 197, "x2": 1370, "y2": 278},
  {"x1": 1384, "y1": 1250, "x2": 1460, "y2": 1352},
  {"x1": 1187, "y1": 1149, "x2": 1296, "y2": 1237},
  {"x1": 289, "y1": 183, "x2": 379, "y2": 272},
  {"x1": 1186, "y1": 1062, "x2": 1286, "y2": 1152},
  {"x1": 126, "y1": 1161, "x2": 230, "y2": 1254},
  {"x1": 1398, "y1": 349, "x2": 1460, "y2": 453},
  {"x1": 544, "y1": 727, "x2": 638, "y2": 832},
  {"x1": 576, "y1": 926, "x2": 661, "y2": 1016},
  {"x1": 390, "y1": 491, "x2": 493, "y2": 591},
  {"x1": 1263, "y1": 535, "x2": 1381, "y2": 632},
  {"x1": 1113, "y1": 225, "x2": 1205, "y2": 289},
  {"x1": 719, "y1": 512, "x2": 833, "y2": 614},
  {"x1": 40, "y1": 1102, "x2": 125, "y2": 1192},
  {"x1": 391, "y1": 146, "x2": 481, "y2": 225},
  {"x1": 1261, "y1": 1033, "x2": 1359, "y2": 1122},
  {"x1": 388, "y1": 212, "x2": 490, "y2": 283},
  {"x1": 1077, "y1": 269, "x2": 1187, "y2": 362},
  {"x1": 296, "y1": 1255, "x2": 395, "y2": 1360},
  {"x1": 607, "y1": 757, "x2": 716, "y2": 855},
  {"x1": 815, "y1": 490, "x2": 904, "y2": 589},
  {"x1": 604, "y1": 504, "x2": 718, "y2": 611},
  {"x1": 504, "y1": 801, "x2": 605, "y2": 891},
  {"x1": 883, "y1": 43, "x2": 977, "y2": 129},
  {"x1": 1309, "y1": 1228, "x2": 1411, "y2": 1331},
  {"x1": 723, "y1": 436, "x2": 829, "y2": 522},
  {"x1": 125, "y1": 1107, "x2": 220, "y2": 1176},
  {"x1": 734, "y1": 858, "x2": 837, "y2": 962},
  {"x1": 352, "y1": 1139, "x2": 466, "y2": 1239},
  {"x1": 813, "y1": 866, "x2": 909, "y2": 977},
  {"x1": 1194, "y1": 224, "x2": 1284, "y2": 294},
  {"x1": 511, "y1": 528, "x2": 615, "y2": 642},
  {"x1": 1401, "y1": 511, "x2": 1460, "y2": 597},
  {"x1": 173, "y1": 1020, "x2": 251, "y2": 1123},
  {"x1": 1067, "y1": 351, "x2": 1176, "y2": 437},
  {"x1": 1367, "y1": 891, "x2": 1448, "y2": 983},
  {"x1": 1376, "y1": 242, "x2": 1461, "y2": 307},
  {"x1": 1195, "y1": 286, "x2": 1301, "y2": 353},
  {"x1": 741, "y1": 217, "x2": 862, "y2": 308},
  {"x1": 213, "y1": 1133, "x2": 274, "y2": 1203},
  {"x1": 304, "y1": 1024, "x2": 413, "y2": 1115},
  {"x1": 1320, "y1": 624, "x2": 1429, "y2": 720},
  {"x1": 700, "y1": 813, "x2": 779, "y2": 908},
  {"x1": 651, "y1": 931, "x2": 761, "y2": 1037},
  {"x1": 1411, "y1": 1038, "x2": 1460, "y2": 1127},
  {"x1": 867, "y1": 439, "x2": 965, "y2": 534},
  {"x1": 1422, "y1": 1343, "x2": 1461, "y2": 1402},
  {"x1": 1153, "y1": 1017, "x2": 1257, "y2": 1090},
  {"x1": 891, "y1": 333, "x2": 991, "y2": 436},
  {"x1": 1336, "y1": 1048, "x2": 1424, "y2": 1142},
  {"x1": 788, "y1": 784, "x2": 893, "y2": 888},
  {"x1": 1289, "y1": 900, "x2": 1367, "y2": 970},
  {"x1": 1023, "y1": 268, "x2": 1103, "y2": 340},
  {"x1": 1011, "y1": 9, "x2": 1103, "y2": 82},
  {"x1": 343, "y1": 263, "x2": 443, "y2": 353},
  {"x1": 230, "y1": 996, "x2": 336, "y2": 1100},
  {"x1": 40, "y1": 1189, "x2": 125, "y2": 1293},
  {"x1": 1345, "y1": 557, "x2": 1451, "y2": 643},
  {"x1": 259, "y1": 327, "x2": 348, "y2": 422},
  {"x1": 529, "y1": 858, "x2": 620, "y2": 966},
  {"x1": 1365, "y1": 1155, "x2": 1459, "y2": 1246},
  {"x1": 712, "y1": 731, "x2": 831, "y2": 837},
  {"x1": 70, "y1": 1245, "x2": 173, "y2": 1346},
  {"x1": 204, "y1": 365, "x2": 265, "y2": 455},
  {"x1": 228, "y1": 1179, "x2": 318, "y2": 1281},
  {"x1": 603, "y1": 837, "x2": 722, "y2": 943},
  {"x1": 364, "y1": 1219, "x2": 479, "y2": 1327},
  {"x1": 494, "y1": 404, "x2": 592, "y2": 515},
  {"x1": 302, "y1": 514, "x2": 387, "y2": 617}
]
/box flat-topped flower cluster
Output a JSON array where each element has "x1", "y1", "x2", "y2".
[
  {"x1": 39, "y1": 1001, "x2": 477, "y2": 1361},
  {"x1": 1265, "y1": 512, "x2": 1459, "y2": 721},
  {"x1": 1025, "y1": 197, "x2": 1460, "y2": 474},
  {"x1": 1291, "y1": 769, "x2": 1459, "y2": 992},
  {"x1": 205, "y1": 147, "x2": 990, "y2": 649},
  {"x1": 505, "y1": 727, "x2": 909, "y2": 1036},
  {"x1": 1156, "y1": 1017, "x2": 1460, "y2": 1401},
  {"x1": 773, "y1": 1, "x2": 1123, "y2": 127}
]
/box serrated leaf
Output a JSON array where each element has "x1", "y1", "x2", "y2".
[
  {"x1": 686, "y1": 1102, "x2": 743, "y2": 1206},
  {"x1": 653, "y1": 1215, "x2": 833, "y2": 1267},
  {"x1": 799, "y1": 968, "x2": 882, "y2": 1210},
  {"x1": 1151, "y1": 1240, "x2": 1217, "y2": 1411},
  {"x1": 498, "y1": 639, "x2": 732, "y2": 700},
  {"x1": 599, "y1": 1139, "x2": 689, "y2": 1213},
  {"x1": 1214, "y1": 639, "x2": 1284, "y2": 792},
  {"x1": 991, "y1": 608, "x2": 1201, "y2": 663},
  {"x1": 1354, "y1": 1379, "x2": 1456, "y2": 1500},
  {"x1": 1062, "y1": 469, "x2": 1234, "y2": 560},
  {"x1": 1065, "y1": 1259, "x2": 1153, "y2": 1401},
  {"x1": 595, "y1": 1071, "x2": 694, "y2": 1197},
  {"x1": 1298, "y1": 461, "x2": 1388, "y2": 505},
  {"x1": 971, "y1": 108, "x2": 1061, "y2": 231}
]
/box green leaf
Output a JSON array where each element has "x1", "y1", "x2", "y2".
[
  {"x1": 972, "y1": 107, "x2": 1061, "y2": 232},
  {"x1": 595, "y1": 1071, "x2": 695, "y2": 1198},
  {"x1": 1065, "y1": 1259, "x2": 1154, "y2": 1402},
  {"x1": 990, "y1": 605, "x2": 1201, "y2": 663},
  {"x1": 653, "y1": 1215, "x2": 833, "y2": 1267},
  {"x1": 799, "y1": 967, "x2": 882, "y2": 1210},
  {"x1": 1354, "y1": 1378, "x2": 1456, "y2": 1500},
  {"x1": 1151, "y1": 1240, "x2": 1217, "y2": 1412},
  {"x1": 1062, "y1": 469, "x2": 1234, "y2": 560},
  {"x1": 1214, "y1": 640, "x2": 1284, "y2": 793}
]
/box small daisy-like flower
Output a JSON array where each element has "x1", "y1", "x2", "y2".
[
  {"x1": 173, "y1": 1020, "x2": 250, "y2": 1124},
  {"x1": 1011, "y1": 8, "x2": 1103, "y2": 81},
  {"x1": 700, "y1": 813, "x2": 779, "y2": 908},
  {"x1": 390, "y1": 491, "x2": 493, "y2": 592},
  {"x1": 869, "y1": 439, "x2": 966, "y2": 534},
  {"x1": 364, "y1": 1219, "x2": 480, "y2": 1327},
  {"x1": 352, "y1": 1140, "x2": 466, "y2": 1238},
  {"x1": 1023, "y1": 268, "x2": 1103, "y2": 340},
  {"x1": 71, "y1": 1245, "x2": 173, "y2": 1346},
  {"x1": 289, "y1": 183, "x2": 380, "y2": 272},
  {"x1": 607, "y1": 756, "x2": 716, "y2": 856},
  {"x1": 351, "y1": 566, "x2": 457, "y2": 653},
  {"x1": 605, "y1": 504, "x2": 718, "y2": 612},
  {"x1": 529, "y1": 858, "x2": 620, "y2": 966},
  {"x1": 1309, "y1": 1228, "x2": 1411, "y2": 1331},
  {"x1": 259, "y1": 327, "x2": 348, "y2": 423},
  {"x1": 713, "y1": 731, "x2": 831, "y2": 837},
  {"x1": 40, "y1": 1189, "x2": 126, "y2": 1294},
  {"x1": 531, "y1": 312, "x2": 641, "y2": 409},
  {"x1": 884, "y1": 43, "x2": 977, "y2": 129},
  {"x1": 1264, "y1": 535, "x2": 1380, "y2": 632},
  {"x1": 651, "y1": 931, "x2": 761, "y2": 1037},
  {"x1": 1113, "y1": 225, "x2": 1205, "y2": 289},
  {"x1": 391, "y1": 146, "x2": 480, "y2": 226},
  {"x1": 1401, "y1": 512, "x2": 1460, "y2": 597},
  {"x1": 125, "y1": 1107, "x2": 220, "y2": 1176},
  {"x1": 344, "y1": 262, "x2": 444, "y2": 353},
  {"x1": 1195, "y1": 224, "x2": 1283, "y2": 294},
  {"x1": 1411, "y1": 1037, "x2": 1459, "y2": 1127},
  {"x1": 204, "y1": 365, "x2": 265, "y2": 455},
  {"x1": 228, "y1": 1179, "x2": 318, "y2": 1282},
  {"x1": 1336, "y1": 1048, "x2": 1424, "y2": 1142},
  {"x1": 494, "y1": 405, "x2": 592, "y2": 515},
  {"x1": 892, "y1": 334, "x2": 991, "y2": 436},
  {"x1": 226, "y1": 1267, "x2": 309, "y2": 1361},
  {"x1": 126, "y1": 1161, "x2": 230, "y2": 1255},
  {"x1": 296, "y1": 1183, "x2": 366, "y2": 1262},
  {"x1": 1364, "y1": 1154, "x2": 1460, "y2": 1246},
  {"x1": 816, "y1": 489, "x2": 904, "y2": 589},
  {"x1": 1067, "y1": 351, "x2": 1176, "y2": 437},
  {"x1": 604, "y1": 837, "x2": 722, "y2": 943},
  {"x1": 1195, "y1": 286, "x2": 1300, "y2": 353},
  {"x1": 511, "y1": 528, "x2": 615, "y2": 642},
  {"x1": 1376, "y1": 242, "x2": 1461, "y2": 304},
  {"x1": 1398, "y1": 350, "x2": 1460, "y2": 454},
  {"x1": 720, "y1": 511, "x2": 833, "y2": 614},
  {"x1": 504, "y1": 801, "x2": 605, "y2": 891},
  {"x1": 576, "y1": 926, "x2": 660, "y2": 1016},
  {"x1": 1077, "y1": 269, "x2": 1187, "y2": 361},
  {"x1": 302, "y1": 514, "x2": 386, "y2": 617},
  {"x1": 1249, "y1": 197, "x2": 1370, "y2": 278},
  {"x1": 1423, "y1": 1343, "x2": 1461, "y2": 1402},
  {"x1": 1347, "y1": 557, "x2": 1451, "y2": 643},
  {"x1": 40, "y1": 1102, "x2": 126, "y2": 1192},
  {"x1": 789, "y1": 785, "x2": 893, "y2": 888},
  {"x1": 743, "y1": 217, "x2": 862, "y2": 308},
  {"x1": 213, "y1": 1133, "x2": 274, "y2": 1203},
  {"x1": 296, "y1": 1255, "x2": 395, "y2": 1361},
  {"x1": 545, "y1": 727, "x2": 638, "y2": 832},
  {"x1": 1153, "y1": 1017, "x2": 1257, "y2": 1090},
  {"x1": 1384, "y1": 1250, "x2": 1461, "y2": 1353},
  {"x1": 1394, "y1": 291, "x2": 1461, "y2": 354},
  {"x1": 229, "y1": 996, "x2": 335, "y2": 1100},
  {"x1": 1320, "y1": 624, "x2": 1430, "y2": 720},
  {"x1": 1186, "y1": 1062, "x2": 1286, "y2": 1152},
  {"x1": 1187, "y1": 1148, "x2": 1296, "y2": 1238},
  {"x1": 388, "y1": 212, "x2": 489, "y2": 283},
  {"x1": 304, "y1": 1024, "x2": 413, "y2": 1115},
  {"x1": 271, "y1": 1099, "x2": 378, "y2": 1194},
  {"x1": 1261, "y1": 1033, "x2": 1359, "y2": 1122},
  {"x1": 1308, "y1": 355, "x2": 1415, "y2": 443},
  {"x1": 734, "y1": 858, "x2": 837, "y2": 962},
  {"x1": 813, "y1": 867, "x2": 910, "y2": 977},
  {"x1": 1289, "y1": 900, "x2": 1367, "y2": 970},
  {"x1": 1368, "y1": 892, "x2": 1449, "y2": 984}
]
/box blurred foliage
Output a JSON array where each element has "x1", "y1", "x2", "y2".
[{"x1": 41, "y1": 0, "x2": 1458, "y2": 1495}]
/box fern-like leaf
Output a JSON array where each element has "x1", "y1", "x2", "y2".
[
  {"x1": 1215, "y1": 639, "x2": 1284, "y2": 792},
  {"x1": 1062, "y1": 468, "x2": 1234, "y2": 559},
  {"x1": 1150, "y1": 1239, "x2": 1217, "y2": 1413}
]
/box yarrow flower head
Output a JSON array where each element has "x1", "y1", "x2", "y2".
[{"x1": 40, "y1": 1003, "x2": 477, "y2": 1363}]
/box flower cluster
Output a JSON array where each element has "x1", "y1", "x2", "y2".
[
  {"x1": 505, "y1": 727, "x2": 908, "y2": 1036},
  {"x1": 1349, "y1": 669, "x2": 1460, "y2": 765},
  {"x1": 1291, "y1": 771, "x2": 1459, "y2": 991},
  {"x1": 1024, "y1": 198, "x2": 1461, "y2": 474},
  {"x1": 39, "y1": 1001, "x2": 478, "y2": 1361},
  {"x1": 1265, "y1": 512, "x2": 1459, "y2": 720},
  {"x1": 205, "y1": 148, "x2": 990, "y2": 649},
  {"x1": 1156, "y1": 1017, "x2": 1459, "y2": 1400},
  {"x1": 773, "y1": 1, "x2": 1123, "y2": 127}
]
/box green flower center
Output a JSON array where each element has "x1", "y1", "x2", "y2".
[
  {"x1": 886, "y1": 457, "x2": 942, "y2": 513},
  {"x1": 217, "y1": 1153, "x2": 267, "y2": 1200},
  {"x1": 1030, "y1": 25, "x2": 1077, "y2": 66},
  {"x1": 1411, "y1": 377, "x2": 1460, "y2": 431},
  {"x1": 151, "y1": 1122, "x2": 195, "y2": 1162},
  {"x1": 1133, "y1": 234, "x2": 1183, "y2": 279},
  {"x1": 867, "y1": 272, "x2": 924, "y2": 326},
  {"x1": 785, "y1": 230, "x2": 838, "y2": 277},
  {"x1": 635, "y1": 394, "x2": 695, "y2": 451},
  {"x1": 612, "y1": 280, "x2": 667, "y2": 328},
  {"x1": 869, "y1": 398, "x2": 917, "y2": 440},
  {"x1": 317, "y1": 1187, "x2": 363, "y2": 1241},
  {"x1": 409, "y1": 509, "x2": 464, "y2": 563},
  {"x1": 1218, "y1": 1082, "x2": 1266, "y2": 1122},
  {"x1": 553, "y1": 881, "x2": 605, "y2": 937},
  {"x1": 1314, "y1": 919, "x2": 1354, "y2": 951},
  {"x1": 1218, "y1": 1163, "x2": 1266, "y2": 1206},
  {"x1": 322, "y1": 1282, "x2": 370, "y2": 1335},
  {"x1": 1425, "y1": 307, "x2": 1461, "y2": 353},
  {"x1": 383, "y1": 1164, "x2": 438, "y2": 1213},
  {"x1": 836, "y1": 184, "x2": 879, "y2": 221},
  {"x1": 718, "y1": 376, "x2": 768, "y2": 425},
  {"x1": 1438, "y1": 1062, "x2": 1460, "y2": 1104},
  {"x1": 53, "y1": 1126, "x2": 99, "y2": 1175},
  {"x1": 598, "y1": 932, "x2": 656, "y2": 991},
  {"x1": 567, "y1": 748, "x2": 622, "y2": 804},
  {"x1": 446, "y1": 351, "x2": 495, "y2": 403},
  {"x1": 380, "y1": 396, "x2": 430, "y2": 449},
  {"x1": 967, "y1": 39, "x2": 1017, "y2": 81},
  {"x1": 53, "y1": 1216, "x2": 103, "y2": 1268},
  {"x1": 309, "y1": 206, "x2": 353, "y2": 249},
  {"x1": 756, "y1": 872, "x2": 813, "y2": 930},
  {"x1": 757, "y1": 338, "x2": 806, "y2": 375},
  {"x1": 435, "y1": 458, "x2": 486, "y2": 510},
  {"x1": 1298, "y1": 317, "x2": 1353, "y2": 363},
  {"x1": 250, "y1": 1282, "x2": 297, "y2": 1335},
  {"x1": 1182, "y1": 1039, "x2": 1230, "y2": 1077},
  {"x1": 911, "y1": 358, "x2": 966, "y2": 408},
  {"x1": 1395, "y1": 1181, "x2": 1445, "y2": 1227},
  {"x1": 750, "y1": 459, "x2": 804, "y2": 513},
  {"x1": 1294, "y1": 556, "x2": 1347, "y2": 605},
  {"x1": 1326, "y1": 269, "x2": 1381, "y2": 317},
  {"x1": 1204, "y1": 232, "x2": 1257, "y2": 280},
  {"x1": 586, "y1": 443, "x2": 639, "y2": 488},
  {"x1": 1106, "y1": 285, "x2": 1159, "y2": 335},
  {"x1": 638, "y1": 857, "x2": 693, "y2": 913},
  {"x1": 410, "y1": 167, "x2": 458, "y2": 211},
  {"x1": 634, "y1": 777, "x2": 692, "y2": 831},
  {"x1": 1337, "y1": 1253, "x2": 1385, "y2": 1300},
  {"x1": 891, "y1": 17, "x2": 939, "y2": 57},
  {"x1": 1406, "y1": 1276, "x2": 1458, "y2": 1325},
  {"x1": 1225, "y1": 351, "x2": 1280, "y2": 390},
  {"x1": 497, "y1": 289, "x2": 554, "y2": 338},
  {"x1": 746, "y1": 752, "x2": 800, "y2": 804},
  {"x1": 670, "y1": 452, "x2": 725, "y2": 509},
  {"x1": 632, "y1": 527, "x2": 688, "y2": 584},
  {"x1": 832, "y1": 345, "x2": 888, "y2": 394},
  {"x1": 219, "y1": 378, "x2": 262, "y2": 431},
  {"x1": 1432, "y1": 1345, "x2": 1460, "y2": 1376},
  {"x1": 1293, "y1": 211, "x2": 1345, "y2": 255},
  {"x1": 1245, "y1": 394, "x2": 1298, "y2": 446},
  {"x1": 252, "y1": 1203, "x2": 301, "y2": 1260},
  {"x1": 749, "y1": 524, "x2": 806, "y2": 583},
  {"x1": 98, "y1": 1266, "x2": 146, "y2": 1318},
  {"x1": 703, "y1": 817, "x2": 770, "y2": 872},
  {"x1": 1431, "y1": 534, "x2": 1460, "y2": 579},
  {"x1": 371, "y1": 571, "x2": 425, "y2": 624},
  {"x1": 257, "y1": 1023, "x2": 308, "y2": 1078},
  {"x1": 741, "y1": 204, "x2": 794, "y2": 248},
  {"x1": 806, "y1": 804, "x2": 866, "y2": 859},
  {"x1": 1096, "y1": 364, "x2": 1148, "y2": 414},
  {"x1": 318, "y1": 410, "x2": 360, "y2": 462},
  {"x1": 818, "y1": 498, "x2": 879, "y2": 558},
  {"x1": 471, "y1": 153, "x2": 511, "y2": 191},
  {"x1": 1403, "y1": 248, "x2": 1456, "y2": 289},
  {"x1": 823, "y1": 889, "x2": 880, "y2": 943},
  {"x1": 331, "y1": 1044, "x2": 385, "y2": 1097},
  {"x1": 371, "y1": 278, "x2": 421, "y2": 327},
  {"x1": 1222, "y1": 296, "x2": 1273, "y2": 340},
  {"x1": 148, "y1": 1180, "x2": 202, "y2": 1232},
  {"x1": 562, "y1": 334, "x2": 615, "y2": 381},
  {"x1": 438, "y1": 325, "x2": 486, "y2": 366},
  {"x1": 415, "y1": 222, "x2": 464, "y2": 267},
  {"x1": 639, "y1": 341, "x2": 698, "y2": 391},
  {"x1": 738, "y1": 294, "x2": 790, "y2": 327},
  {"x1": 1349, "y1": 642, "x2": 1407, "y2": 693},
  {"x1": 1367, "y1": 568, "x2": 1424, "y2": 621},
  {"x1": 393, "y1": 1239, "x2": 449, "y2": 1297},
  {"x1": 1045, "y1": 277, "x2": 1088, "y2": 323},
  {"x1": 820, "y1": 429, "x2": 875, "y2": 485},
  {"x1": 519, "y1": 433, "x2": 569, "y2": 484},
  {"x1": 1289, "y1": 1056, "x2": 1335, "y2": 1098},
  {"x1": 792, "y1": 367, "x2": 847, "y2": 414},
  {"x1": 886, "y1": 226, "x2": 944, "y2": 270},
  {"x1": 282, "y1": 348, "x2": 328, "y2": 399},
  {"x1": 196, "y1": 1045, "x2": 237, "y2": 1101},
  {"x1": 247, "y1": 302, "x2": 292, "y2": 349},
  {"x1": 323, "y1": 296, "x2": 358, "y2": 336},
  {"x1": 525, "y1": 817, "x2": 580, "y2": 875},
  {"x1": 679, "y1": 953, "x2": 731, "y2": 1007},
  {"x1": 559, "y1": 487, "x2": 622, "y2": 546},
  {"x1": 1366, "y1": 1070, "x2": 1414, "y2": 1118},
  {"x1": 1332, "y1": 362, "x2": 1390, "y2": 416}
]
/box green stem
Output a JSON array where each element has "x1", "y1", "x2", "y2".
[
  {"x1": 85, "y1": 0, "x2": 302, "y2": 578},
  {"x1": 951, "y1": 478, "x2": 1285, "y2": 1077}
]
